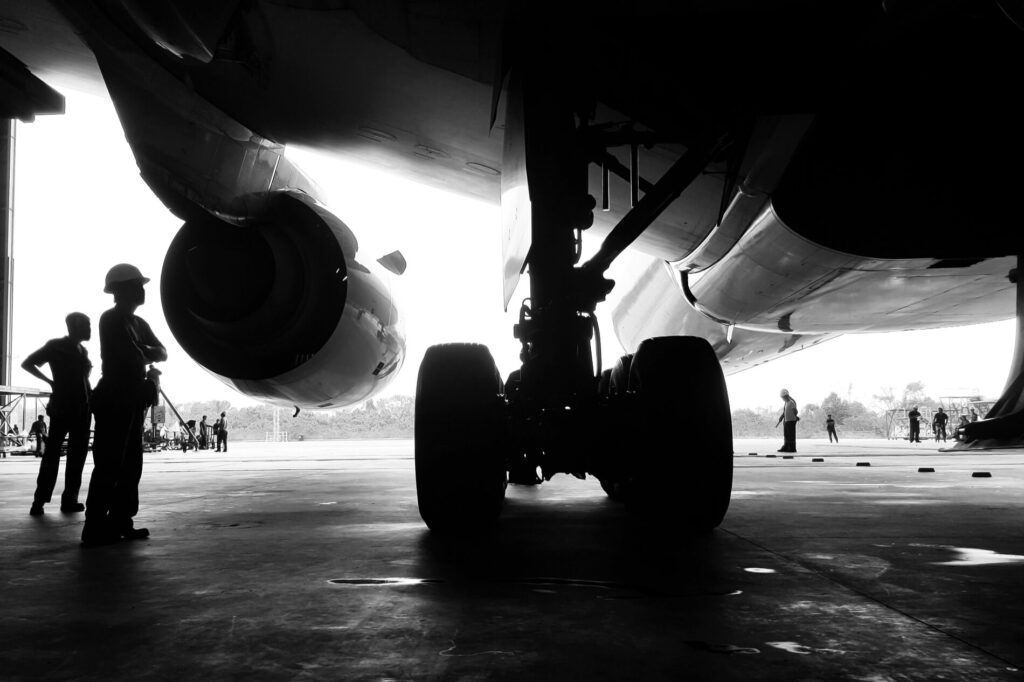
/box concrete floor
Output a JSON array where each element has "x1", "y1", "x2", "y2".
[{"x1": 2, "y1": 438, "x2": 1023, "y2": 681}]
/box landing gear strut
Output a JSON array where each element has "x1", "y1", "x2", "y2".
[{"x1": 414, "y1": 64, "x2": 734, "y2": 532}]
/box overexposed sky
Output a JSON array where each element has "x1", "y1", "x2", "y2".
[{"x1": 9, "y1": 88, "x2": 1017, "y2": 413}]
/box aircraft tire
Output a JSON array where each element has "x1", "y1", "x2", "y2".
[
  {"x1": 627, "y1": 336, "x2": 733, "y2": 531},
  {"x1": 415, "y1": 343, "x2": 507, "y2": 532},
  {"x1": 599, "y1": 478, "x2": 626, "y2": 501}
]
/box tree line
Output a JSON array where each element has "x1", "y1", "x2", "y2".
[
  {"x1": 167, "y1": 381, "x2": 970, "y2": 442},
  {"x1": 168, "y1": 395, "x2": 415, "y2": 441}
]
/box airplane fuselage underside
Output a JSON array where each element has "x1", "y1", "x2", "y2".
[{"x1": 3, "y1": 1, "x2": 1020, "y2": 343}]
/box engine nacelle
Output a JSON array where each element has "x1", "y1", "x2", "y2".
[{"x1": 161, "y1": 190, "x2": 405, "y2": 409}]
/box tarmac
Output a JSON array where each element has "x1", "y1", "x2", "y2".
[{"x1": 1, "y1": 437, "x2": 1023, "y2": 681}]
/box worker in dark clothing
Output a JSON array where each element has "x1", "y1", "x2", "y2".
[
  {"x1": 23, "y1": 312, "x2": 93, "y2": 516},
  {"x1": 28, "y1": 415, "x2": 47, "y2": 457},
  {"x1": 825, "y1": 414, "x2": 839, "y2": 443},
  {"x1": 198, "y1": 415, "x2": 210, "y2": 450},
  {"x1": 775, "y1": 389, "x2": 799, "y2": 452},
  {"x1": 216, "y1": 411, "x2": 228, "y2": 452},
  {"x1": 907, "y1": 406, "x2": 922, "y2": 443},
  {"x1": 933, "y1": 407, "x2": 949, "y2": 442},
  {"x1": 81, "y1": 264, "x2": 166, "y2": 547}
]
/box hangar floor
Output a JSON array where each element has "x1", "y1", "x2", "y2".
[{"x1": 2, "y1": 438, "x2": 1022, "y2": 681}]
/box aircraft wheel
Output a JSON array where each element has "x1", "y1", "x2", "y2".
[
  {"x1": 415, "y1": 343, "x2": 507, "y2": 532},
  {"x1": 627, "y1": 336, "x2": 733, "y2": 531},
  {"x1": 599, "y1": 478, "x2": 626, "y2": 501}
]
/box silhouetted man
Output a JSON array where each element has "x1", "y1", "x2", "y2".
[
  {"x1": 776, "y1": 389, "x2": 799, "y2": 452},
  {"x1": 199, "y1": 415, "x2": 210, "y2": 450},
  {"x1": 216, "y1": 411, "x2": 228, "y2": 452},
  {"x1": 82, "y1": 264, "x2": 167, "y2": 547},
  {"x1": 825, "y1": 414, "x2": 838, "y2": 443},
  {"x1": 28, "y1": 415, "x2": 47, "y2": 457},
  {"x1": 23, "y1": 312, "x2": 93, "y2": 516},
  {"x1": 907, "y1": 406, "x2": 922, "y2": 443},
  {"x1": 933, "y1": 407, "x2": 949, "y2": 442}
]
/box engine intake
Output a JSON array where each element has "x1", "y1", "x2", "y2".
[{"x1": 162, "y1": 190, "x2": 404, "y2": 408}]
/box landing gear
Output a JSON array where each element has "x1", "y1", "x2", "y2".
[
  {"x1": 413, "y1": 62, "x2": 734, "y2": 532},
  {"x1": 414, "y1": 343, "x2": 507, "y2": 532}
]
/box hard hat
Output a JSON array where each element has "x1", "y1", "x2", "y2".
[{"x1": 103, "y1": 263, "x2": 150, "y2": 293}]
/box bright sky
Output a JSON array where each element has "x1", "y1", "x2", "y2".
[{"x1": 9, "y1": 89, "x2": 1018, "y2": 413}]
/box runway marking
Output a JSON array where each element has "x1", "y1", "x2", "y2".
[{"x1": 744, "y1": 567, "x2": 776, "y2": 574}]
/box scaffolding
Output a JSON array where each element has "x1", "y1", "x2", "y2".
[
  {"x1": 266, "y1": 407, "x2": 288, "y2": 442},
  {"x1": 884, "y1": 397, "x2": 995, "y2": 441},
  {"x1": 1, "y1": 385, "x2": 50, "y2": 456}
]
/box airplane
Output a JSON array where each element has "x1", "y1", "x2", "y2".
[{"x1": 1, "y1": 0, "x2": 1023, "y2": 533}]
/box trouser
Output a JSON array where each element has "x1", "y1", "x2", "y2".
[
  {"x1": 217, "y1": 433, "x2": 227, "y2": 451},
  {"x1": 909, "y1": 421, "x2": 920, "y2": 442},
  {"x1": 936, "y1": 425, "x2": 946, "y2": 441},
  {"x1": 34, "y1": 434, "x2": 44, "y2": 455},
  {"x1": 33, "y1": 410, "x2": 90, "y2": 506},
  {"x1": 84, "y1": 382, "x2": 145, "y2": 533},
  {"x1": 827, "y1": 426, "x2": 838, "y2": 443},
  {"x1": 782, "y1": 421, "x2": 797, "y2": 451}
]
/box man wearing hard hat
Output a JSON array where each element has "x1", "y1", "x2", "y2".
[{"x1": 81, "y1": 264, "x2": 167, "y2": 547}]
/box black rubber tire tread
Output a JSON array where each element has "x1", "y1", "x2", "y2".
[
  {"x1": 609, "y1": 354, "x2": 633, "y2": 397},
  {"x1": 415, "y1": 343, "x2": 507, "y2": 532},
  {"x1": 627, "y1": 336, "x2": 733, "y2": 530},
  {"x1": 599, "y1": 477, "x2": 626, "y2": 502}
]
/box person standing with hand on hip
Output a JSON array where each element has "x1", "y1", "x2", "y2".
[{"x1": 23, "y1": 312, "x2": 93, "y2": 516}]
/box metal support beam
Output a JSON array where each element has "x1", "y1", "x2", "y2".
[
  {"x1": 0, "y1": 119, "x2": 14, "y2": 386},
  {"x1": 583, "y1": 137, "x2": 714, "y2": 276}
]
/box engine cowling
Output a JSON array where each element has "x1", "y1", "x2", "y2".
[{"x1": 161, "y1": 190, "x2": 405, "y2": 409}]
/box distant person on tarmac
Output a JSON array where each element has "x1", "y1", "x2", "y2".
[
  {"x1": 216, "y1": 411, "x2": 228, "y2": 452},
  {"x1": 182, "y1": 419, "x2": 197, "y2": 451},
  {"x1": 199, "y1": 415, "x2": 210, "y2": 450},
  {"x1": 23, "y1": 312, "x2": 93, "y2": 516},
  {"x1": 81, "y1": 264, "x2": 167, "y2": 547},
  {"x1": 907, "y1": 406, "x2": 922, "y2": 443},
  {"x1": 775, "y1": 389, "x2": 799, "y2": 453},
  {"x1": 825, "y1": 414, "x2": 839, "y2": 443},
  {"x1": 970, "y1": 408, "x2": 979, "y2": 422},
  {"x1": 27, "y1": 415, "x2": 47, "y2": 457},
  {"x1": 954, "y1": 414, "x2": 970, "y2": 441},
  {"x1": 933, "y1": 407, "x2": 949, "y2": 442}
]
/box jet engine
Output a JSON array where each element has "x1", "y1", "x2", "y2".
[{"x1": 161, "y1": 190, "x2": 405, "y2": 409}]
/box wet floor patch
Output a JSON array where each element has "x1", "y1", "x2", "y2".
[
  {"x1": 765, "y1": 641, "x2": 847, "y2": 656},
  {"x1": 686, "y1": 641, "x2": 760, "y2": 655},
  {"x1": 913, "y1": 545, "x2": 1024, "y2": 566},
  {"x1": 326, "y1": 576, "x2": 743, "y2": 599},
  {"x1": 328, "y1": 578, "x2": 443, "y2": 586}
]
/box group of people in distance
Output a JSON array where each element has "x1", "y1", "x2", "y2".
[
  {"x1": 22, "y1": 263, "x2": 167, "y2": 546},
  {"x1": 777, "y1": 390, "x2": 980, "y2": 452},
  {"x1": 183, "y1": 413, "x2": 228, "y2": 452}
]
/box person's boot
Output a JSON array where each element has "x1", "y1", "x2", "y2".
[
  {"x1": 116, "y1": 520, "x2": 150, "y2": 540},
  {"x1": 81, "y1": 521, "x2": 122, "y2": 547},
  {"x1": 60, "y1": 501, "x2": 85, "y2": 513},
  {"x1": 29, "y1": 503, "x2": 43, "y2": 516}
]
